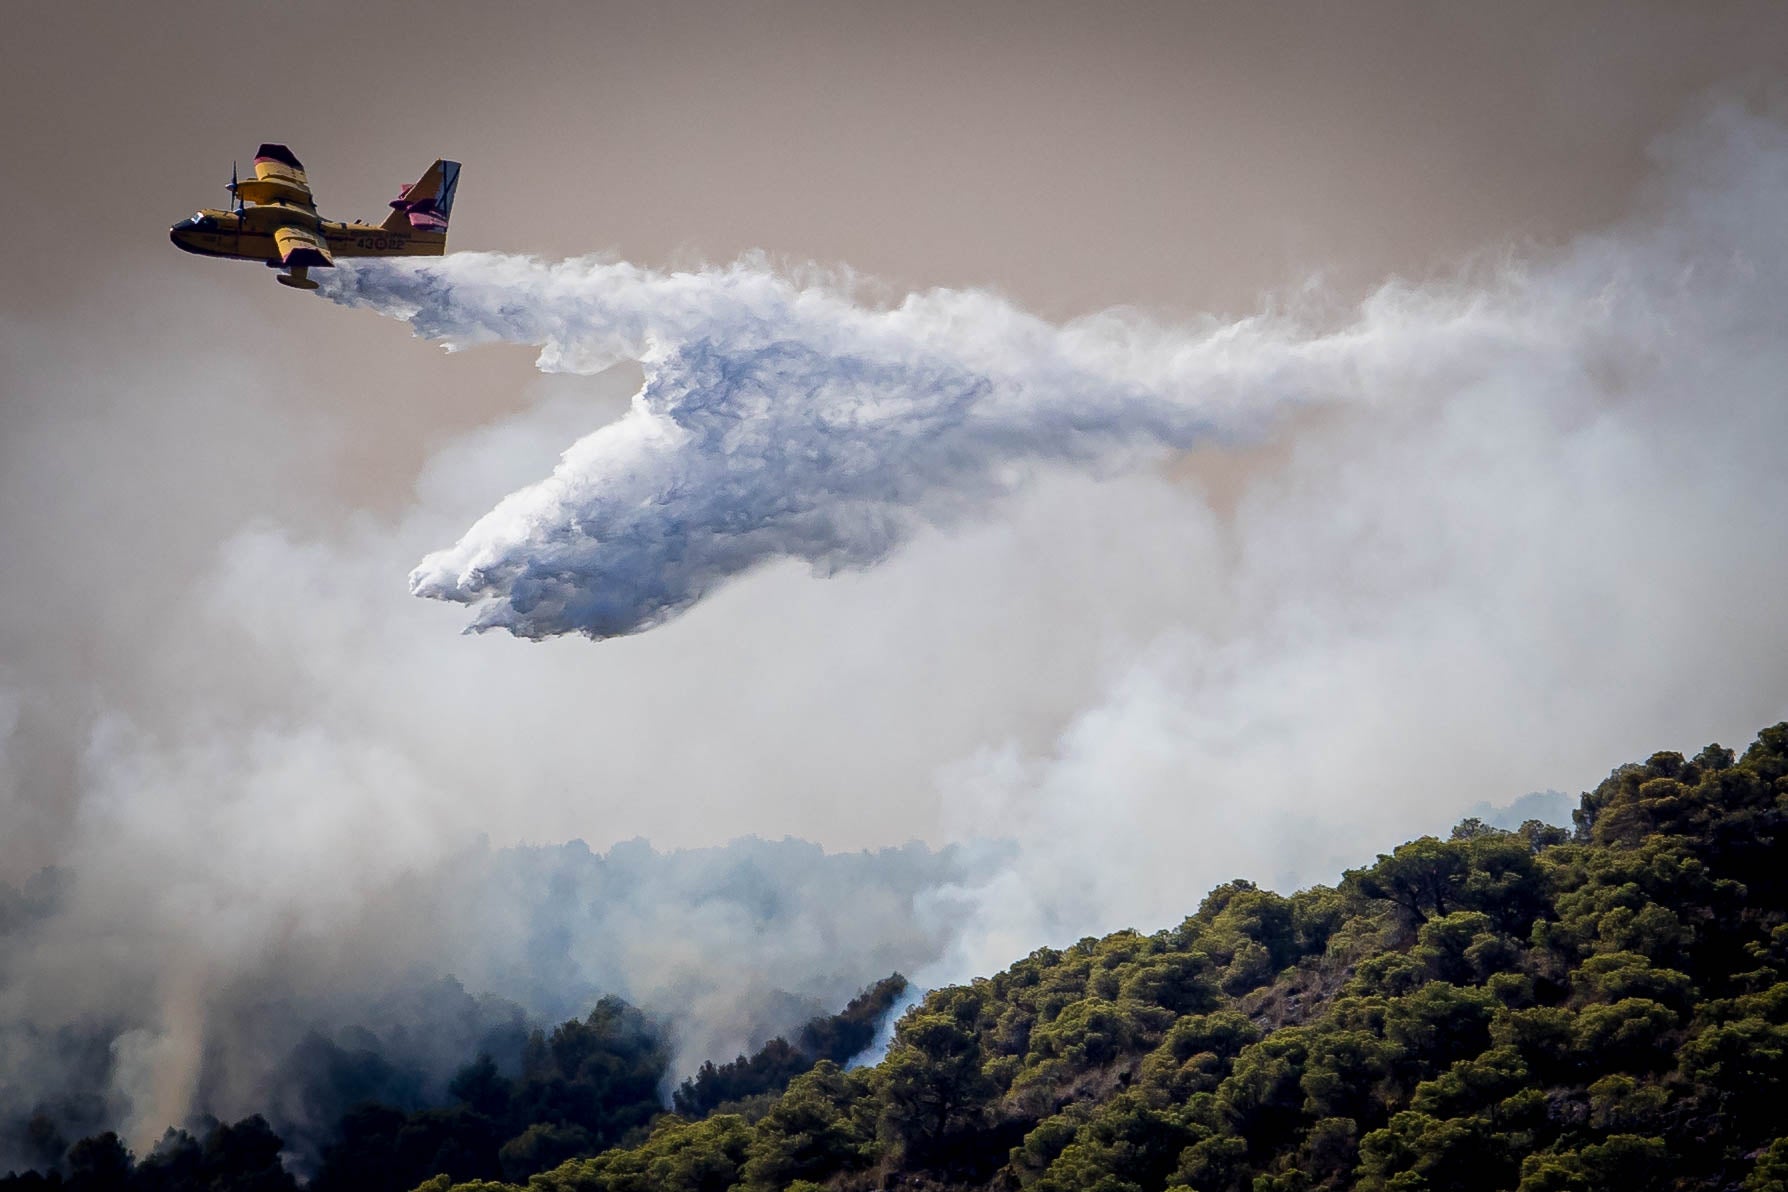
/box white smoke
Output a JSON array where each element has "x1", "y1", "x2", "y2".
[
  {"x1": 845, "y1": 982, "x2": 926, "y2": 1071},
  {"x1": 916, "y1": 98, "x2": 1788, "y2": 966},
  {"x1": 318, "y1": 95, "x2": 1788, "y2": 963}
]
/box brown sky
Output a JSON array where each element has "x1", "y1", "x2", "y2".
[{"x1": 5, "y1": 0, "x2": 1788, "y2": 507}]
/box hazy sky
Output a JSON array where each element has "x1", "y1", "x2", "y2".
[
  {"x1": 4, "y1": 0, "x2": 1788, "y2": 1149},
  {"x1": 3, "y1": 0, "x2": 1785, "y2": 492}
]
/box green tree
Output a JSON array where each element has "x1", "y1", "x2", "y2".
[
  {"x1": 497, "y1": 1123, "x2": 594, "y2": 1184},
  {"x1": 1356, "y1": 1110, "x2": 1514, "y2": 1192},
  {"x1": 741, "y1": 1063, "x2": 868, "y2": 1189},
  {"x1": 878, "y1": 1007, "x2": 994, "y2": 1165},
  {"x1": 1516, "y1": 1135, "x2": 1668, "y2": 1192},
  {"x1": 1350, "y1": 839, "x2": 1471, "y2": 929},
  {"x1": 1031, "y1": 1093, "x2": 1194, "y2": 1192}
]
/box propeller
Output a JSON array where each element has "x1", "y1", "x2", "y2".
[{"x1": 227, "y1": 161, "x2": 241, "y2": 213}]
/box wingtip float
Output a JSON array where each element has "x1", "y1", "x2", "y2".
[{"x1": 169, "y1": 144, "x2": 461, "y2": 290}]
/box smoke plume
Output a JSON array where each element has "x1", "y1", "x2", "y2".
[{"x1": 313, "y1": 93, "x2": 1788, "y2": 968}]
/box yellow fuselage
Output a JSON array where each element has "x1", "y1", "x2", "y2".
[{"x1": 168, "y1": 205, "x2": 445, "y2": 265}]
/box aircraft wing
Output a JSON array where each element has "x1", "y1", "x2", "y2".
[
  {"x1": 273, "y1": 224, "x2": 333, "y2": 269},
  {"x1": 249, "y1": 143, "x2": 316, "y2": 212}
]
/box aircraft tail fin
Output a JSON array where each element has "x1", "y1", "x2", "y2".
[{"x1": 381, "y1": 159, "x2": 461, "y2": 234}]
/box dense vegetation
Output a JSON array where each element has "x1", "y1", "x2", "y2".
[
  {"x1": 427, "y1": 724, "x2": 1788, "y2": 1192},
  {"x1": 8, "y1": 724, "x2": 1787, "y2": 1191},
  {"x1": 0, "y1": 980, "x2": 908, "y2": 1192}
]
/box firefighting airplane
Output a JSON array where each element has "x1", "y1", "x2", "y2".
[{"x1": 169, "y1": 144, "x2": 460, "y2": 290}]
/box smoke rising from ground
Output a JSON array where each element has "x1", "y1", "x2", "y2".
[
  {"x1": 0, "y1": 837, "x2": 980, "y2": 1169},
  {"x1": 2, "y1": 99, "x2": 1787, "y2": 1161},
  {"x1": 314, "y1": 92, "x2": 1788, "y2": 975},
  {"x1": 918, "y1": 99, "x2": 1788, "y2": 968}
]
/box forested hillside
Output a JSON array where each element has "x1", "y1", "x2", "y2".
[
  {"x1": 428, "y1": 724, "x2": 1788, "y2": 1192},
  {"x1": 7, "y1": 725, "x2": 1786, "y2": 1192}
]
